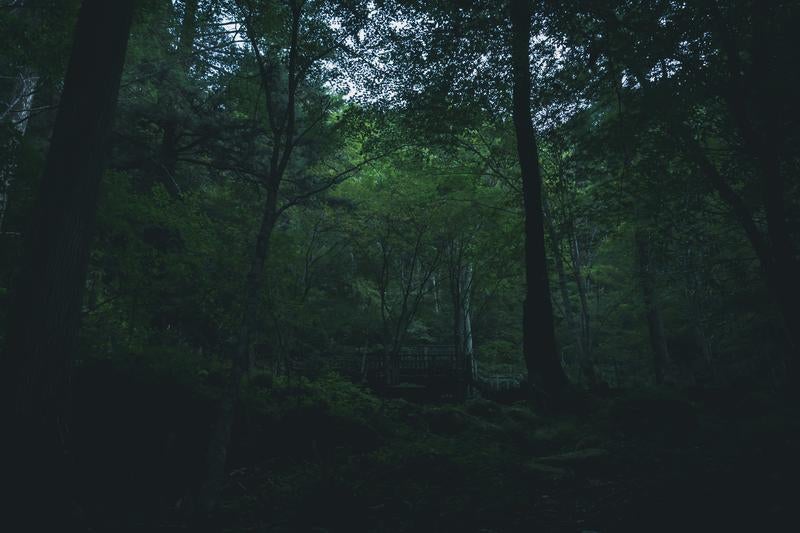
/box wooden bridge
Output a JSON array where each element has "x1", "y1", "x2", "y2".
[{"x1": 289, "y1": 345, "x2": 526, "y2": 398}]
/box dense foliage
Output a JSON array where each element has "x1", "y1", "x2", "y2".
[{"x1": 1, "y1": 0, "x2": 798, "y2": 530}]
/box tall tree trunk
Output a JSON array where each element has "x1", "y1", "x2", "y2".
[
  {"x1": 196, "y1": 2, "x2": 308, "y2": 512},
  {"x1": 634, "y1": 228, "x2": 670, "y2": 385},
  {"x1": 711, "y1": 6, "x2": 800, "y2": 375},
  {"x1": 451, "y1": 259, "x2": 475, "y2": 388},
  {"x1": 510, "y1": 0, "x2": 568, "y2": 401},
  {"x1": 629, "y1": 41, "x2": 800, "y2": 381},
  {"x1": 1, "y1": 0, "x2": 135, "y2": 523}
]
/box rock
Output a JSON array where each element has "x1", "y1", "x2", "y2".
[
  {"x1": 537, "y1": 448, "x2": 609, "y2": 466},
  {"x1": 505, "y1": 405, "x2": 540, "y2": 426},
  {"x1": 524, "y1": 461, "x2": 573, "y2": 480},
  {"x1": 464, "y1": 398, "x2": 505, "y2": 419},
  {"x1": 535, "y1": 448, "x2": 611, "y2": 475}
]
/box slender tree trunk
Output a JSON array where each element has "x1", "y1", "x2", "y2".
[
  {"x1": 543, "y1": 197, "x2": 580, "y2": 358},
  {"x1": 432, "y1": 273, "x2": 440, "y2": 313},
  {"x1": 198, "y1": 185, "x2": 278, "y2": 514},
  {"x1": 634, "y1": 228, "x2": 670, "y2": 384},
  {"x1": 461, "y1": 264, "x2": 475, "y2": 388},
  {"x1": 1, "y1": 0, "x2": 135, "y2": 524},
  {"x1": 452, "y1": 278, "x2": 463, "y2": 359},
  {"x1": 569, "y1": 237, "x2": 590, "y2": 357},
  {"x1": 566, "y1": 223, "x2": 600, "y2": 385},
  {"x1": 196, "y1": 4, "x2": 306, "y2": 512},
  {"x1": 451, "y1": 257, "x2": 475, "y2": 388},
  {"x1": 510, "y1": 0, "x2": 568, "y2": 401}
]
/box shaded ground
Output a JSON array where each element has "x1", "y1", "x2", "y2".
[
  {"x1": 211, "y1": 382, "x2": 799, "y2": 532},
  {"x1": 70, "y1": 364, "x2": 799, "y2": 532}
]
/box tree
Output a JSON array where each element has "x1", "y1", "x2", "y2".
[
  {"x1": 197, "y1": 0, "x2": 372, "y2": 512},
  {"x1": 554, "y1": 0, "x2": 800, "y2": 382},
  {"x1": 2, "y1": 0, "x2": 136, "y2": 523},
  {"x1": 509, "y1": 0, "x2": 568, "y2": 400}
]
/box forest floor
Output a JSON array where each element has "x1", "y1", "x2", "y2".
[
  {"x1": 209, "y1": 379, "x2": 799, "y2": 532},
  {"x1": 70, "y1": 364, "x2": 800, "y2": 532}
]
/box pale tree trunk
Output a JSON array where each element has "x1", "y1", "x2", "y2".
[
  {"x1": 9, "y1": 71, "x2": 37, "y2": 136},
  {"x1": 0, "y1": 25, "x2": 38, "y2": 233},
  {"x1": 461, "y1": 264, "x2": 475, "y2": 386},
  {"x1": 451, "y1": 259, "x2": 474, "y2": 384},
  {"x1": 447, "y1": 239, "x2": 474, "y2": 391},
  {"x1": 432, "y1": 273, "x2": 440, "y2": 313}
]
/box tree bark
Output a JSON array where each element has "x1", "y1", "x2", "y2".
[
  {"x1": 450, "y1": 256, "x2": 475, "y2": 389},
  {"x1": 2, "y1": 0, "x2": 135, "y2": 523},
  {"x1": 461, "y1": 264, "x2": 475, "y2": 388},
  {"x1": 622, "y1": 10, "x2": 800, "y2": 382},
  {"x1": 510, "y1": 0, "x2": 568, "y2": 401},
  {"x1": 709, "y1": 5, "x2": 800, "y2": 375},
  {"x1": 679, "y1": 126, "x2": 800, "y2": 380}
]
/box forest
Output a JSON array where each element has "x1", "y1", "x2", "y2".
[{"x1": 1, "y1": 0, "x2": 798, "y2": 531}]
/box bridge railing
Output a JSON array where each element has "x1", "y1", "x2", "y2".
[{"x1": 286, "y1": 347, "x2": 527, "y2": 393}]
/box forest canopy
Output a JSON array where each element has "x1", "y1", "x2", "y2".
[{"x1": 1, "y1": 0, "x2": 798, "y2": 530}]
